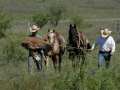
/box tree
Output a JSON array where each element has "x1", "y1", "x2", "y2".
[
  {"x1": 32, "y1": 13, "x2": 48, "y2": 28},
  {"x1": 69, "y1": 13, "x2": 92, "y2": 29},
  {"x1": 48, "y1": 4, "x2": 66, "y2": 27}
]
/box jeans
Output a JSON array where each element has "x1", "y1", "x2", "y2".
[
  {"x1": 28, "y1": 53, "x2": 42, "y2": 74},
  {"x1": 98, "y1": 51, "x2": 111, "y2": 69}
]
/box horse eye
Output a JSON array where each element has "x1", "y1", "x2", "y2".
[{"x1": 47, "y1": 36, "x2": 49, "y2": 39}]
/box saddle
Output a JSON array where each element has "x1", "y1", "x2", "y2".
[
  {"x1": 77, "y1": 31, "x2": 89, "y2": 47},
  {"x1": 78, "y1": 31, "x2": 91, "y2": 49}
]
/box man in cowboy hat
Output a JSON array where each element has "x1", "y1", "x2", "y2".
[
  {"x1": 28, "y1": 25, "x2": 43, "y2": 74},
  {"x1": 90, "y1": 28, "x2": 115, "y2": 69}
]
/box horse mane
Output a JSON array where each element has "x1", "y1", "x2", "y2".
[{"x1": 54, "y1": 31, "x2": 60, "y2": 37}]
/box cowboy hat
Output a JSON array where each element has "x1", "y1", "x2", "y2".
[
  {"x1": 29, "y1": 25, "x2": 40, "y2": 32},
  {"x1": 101, "y1": 28, "x2": 112, "y2": 38}
]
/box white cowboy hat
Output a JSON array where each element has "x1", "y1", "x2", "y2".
[
  {"x1": 29, "y1": 25, "x2": 40, "y2": 32},
  {"x1": 101, "y1": 28, "x2": 112, "y2": 38}
]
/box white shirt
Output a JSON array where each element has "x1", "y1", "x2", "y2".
[{"x1": 92, "y1": 36, "x2": 115, "y2": 52}]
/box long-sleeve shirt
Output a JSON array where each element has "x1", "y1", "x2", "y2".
[
  {"x1": 36, "y1": 34, "x2": 42, "y2": 39},
  {"x1": 91, "y1": 36, "x2": 115, "y2": 52}
]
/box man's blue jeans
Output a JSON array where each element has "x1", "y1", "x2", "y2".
[
  {"x1": 28, "y1": 53, "x2": 42, "y2": 74},
  {"x1": 98, "y1": 51, "x2": 111, "y2": 69}
]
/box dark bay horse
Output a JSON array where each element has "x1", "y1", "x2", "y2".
[
  {"x1": 67, "y1": 24, "x2": 91, "y2": 67},
  {"x1": 43, "y1": 29, "x2": 65, "y2": 71}
]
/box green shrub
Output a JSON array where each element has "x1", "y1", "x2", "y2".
[
  {"x1": 48, "y1": 3, "x2": 66, "y2": 27},
  {"x1": 32, "y1": 13, "x2": 48, "y2": 28},
  {"x1": 0, "y1": 12, "x2": 13, "y2": 38},
  {"x1": 1, "y1": 30, "x2": 27, "y2": 65},
  {"x1": 69, "y1": 13, "x2": 92, "y2": 29}
]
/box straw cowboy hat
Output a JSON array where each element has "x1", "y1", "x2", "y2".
[
  {"x1": 29, "y1": 25, "x2": 40, "y2": 32},
  {"x1": 101, "y1": 28, "x2": 112, "y2": 38}
]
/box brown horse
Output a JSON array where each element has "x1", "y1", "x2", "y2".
[
  {"x1": 44, "y1": 29, "x2": 65, "y2": 71},
  {"x1": 67, "y1": 24, "x2": 91, "y2": 67},
  {"x1": 21, "y1": 37, "x2": 50, "y2": 50}
]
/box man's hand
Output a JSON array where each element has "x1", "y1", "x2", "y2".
[
  {"x1": 29, "y1": 45, "x2": 38, "y2": 50},
  {"x1": 110, "y1": 52, "x2": 114, "y2": 56},
  {"x1": 90, "y1": 48, "x2": 94, "y2": 52}
]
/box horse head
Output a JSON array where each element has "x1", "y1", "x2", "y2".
[
  {"x1": 69, "y1": 24, "x2": 79, "y2": 45},
  {"x1": 47, "y1": 29, "x2": 56, "y2": 45}
]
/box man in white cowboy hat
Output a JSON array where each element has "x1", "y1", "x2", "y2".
[
  {"x1": 28, "y1": 25, "x2": 43, "y2": 74},
  {"x1": 90, "y1": 28, "x2": 115, "y2": 69}
]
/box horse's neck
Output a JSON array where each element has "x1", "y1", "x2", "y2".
[
  {"x1": 51, "y1": 38, "x2": 60, "y2": 53},
  {"x1": 53, "y1": 38, "x2": 59, "y2": 47}
]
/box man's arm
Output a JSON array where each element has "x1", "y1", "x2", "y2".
[
  {"x1": 90, "y1": 36, "x2": 100, "y2": 51},
  {"x1": 110, "y1": 37, "x2": 115, "y2": 56},
  {"x1": 29, "y1": 45, "x2": 38, "y2": 50}
]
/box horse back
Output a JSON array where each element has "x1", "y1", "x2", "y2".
[{"x1": 55, "y1": 31, "x2": 65, "y2": 52}]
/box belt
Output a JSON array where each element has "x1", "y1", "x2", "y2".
[{"x1": 99, "y1": 51, "x2": 110, "y2": 54}]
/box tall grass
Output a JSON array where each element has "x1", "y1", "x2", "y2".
[{"x1": 0, "y1": 0, "x2": 120, "y2": 90}]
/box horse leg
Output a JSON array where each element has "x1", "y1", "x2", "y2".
[
  {"x1": 52, "y1": 56, "x2": 57, "y2": 70},
  {"x1": 72, "y1": 56, "x2": 76, "y2": 68},
  {"x1": 45, "y1": 56, "x2": 50, "y2": 71},
  {"x1": 76, "y1": 54, "x2": 80, "y2": 67},
  {"x1": 40, "y1": 50, "x2": 48, "y2": 70},
  {"x1": 81, "y1": 54, "x2": 85, "y2": 64},
  {"x1": 58, "y1": 54, "x2": 62, "y2": 71},
  {"x1": 69, "y1": 51, "x2": 75, "y2": 68}
]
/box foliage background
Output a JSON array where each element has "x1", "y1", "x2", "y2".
[{"x1": 0, "y1": 0, "x2": 120, "y2": 90}]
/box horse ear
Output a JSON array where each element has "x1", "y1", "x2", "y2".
[
  {"x1": 53, "y1": 29, "x2": 55, "y2": 32},
  {"x1": 48, "y1": 29, "x2": 50, "y2": 32},
  {"x1": 70, "y1": 24, "x2": 72, "y2": 28},
  {"x1": 74, "y1": 24, "x2": 76, "y2": 28}
]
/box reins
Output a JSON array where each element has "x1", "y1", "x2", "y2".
[{"x1": 51, "y1": 42, "x2": 97, "y2": 59}]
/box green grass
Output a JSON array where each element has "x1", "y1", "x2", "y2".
[{"x1": 0, "y1": 0, "x2": 120, "y2": 90}]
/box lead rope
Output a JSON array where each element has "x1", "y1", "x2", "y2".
[
  {"x1": 77, "y1": 32, "x2": 93, "y2": 67},
  {"x1": 90, "y1": 51, "x2": 92, "y2": 67},
  {"x1": 78, "y1": 33, "x2": 80, "y2": 47}
]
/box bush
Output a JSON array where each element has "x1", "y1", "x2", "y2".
[
  {"x1": 32, "y1": 13, "x2": 48, "y2": 28},
  {"x1": 48, "y1": 3, "x2": 66, "y2": 27},
  {"x1": 1, "y1": 31, "x2": 27, "y2": 65},
  {"x1": 0, "y1": 12, "x2": 13, "y2": 38},
  {"x1": 69, "y1": 13, "x2": 92, "y2": 29}
]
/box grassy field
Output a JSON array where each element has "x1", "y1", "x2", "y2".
[{"x1": 0, "y1": 0, "x2": 120, "y2": 90}]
